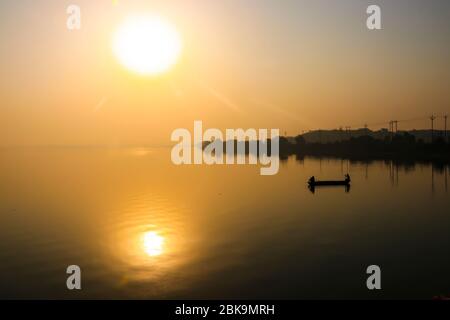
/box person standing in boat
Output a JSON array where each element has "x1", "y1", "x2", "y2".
[{"x1": 345, "y1": 174, "x2": 351, "y2": 183}]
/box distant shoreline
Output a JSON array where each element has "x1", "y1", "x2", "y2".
[
  {"x1": 203, "y1": 131, "x2": 450, "y2": 164},
  {"x1": 280, "y1": 133, "x2": 450, "y2": 163}
]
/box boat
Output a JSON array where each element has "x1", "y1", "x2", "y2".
[
  {"x1": 307, "y1": 174, "x2": 351, "y2": 187},
  {"x1": 308, "y1": 180, "x2": 350, "y2": 186}
]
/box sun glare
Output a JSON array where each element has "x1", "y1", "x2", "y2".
[
  {"x1": 143, "y1": 231, "x2": 165, "y2": 257},
  {"x1": 113, "y1": 15, "x2": 182, "y2": 75}
]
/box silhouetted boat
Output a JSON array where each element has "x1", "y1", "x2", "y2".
[{"x1": 308, "y1": 174, "x2": 351, "y2": 187}]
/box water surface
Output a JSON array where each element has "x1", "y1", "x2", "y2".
[{"x1": 0, "y1": 147, "x2": 449, "y2": 299}]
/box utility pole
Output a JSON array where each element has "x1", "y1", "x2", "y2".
[
  {"x1": 346, "y1": 126, "x2": 351, "y2": 139},
  {"x1": 430, "y1": 115, "x2": 436, "y2": 143},
  {"x1": 389, "y1": 121, "x2": 394, "y2": 140}
]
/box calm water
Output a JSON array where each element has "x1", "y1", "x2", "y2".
[{"x1": 0, "y1": 147, "x2": 449, "y2": 299}]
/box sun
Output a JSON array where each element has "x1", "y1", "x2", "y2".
[{"x1": 113, "y1": 15, "x2": 182, "y2": 75}]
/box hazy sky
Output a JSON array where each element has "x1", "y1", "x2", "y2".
[{"x1": 1, "y1": 0, "x2": 449, "y2": 146}]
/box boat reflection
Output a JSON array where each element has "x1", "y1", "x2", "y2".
[{"x1": 308, "y1": 184, "x2": 351, "y2": 194}]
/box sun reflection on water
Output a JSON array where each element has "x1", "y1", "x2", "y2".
[
  {"x1": 104, "y1": 193, "x2": 203, "y2": 297},
  {"x1": 142, "y1": 231, "x2": 165, "y2": 257}
]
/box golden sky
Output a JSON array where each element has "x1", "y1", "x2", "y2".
[{"x1": 1, "y1": 0, "x2": 449, "y2": 146}]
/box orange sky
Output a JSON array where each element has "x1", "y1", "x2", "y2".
[{"x1": 1, "y1": 0, "x2": 449, "y2": 147}]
